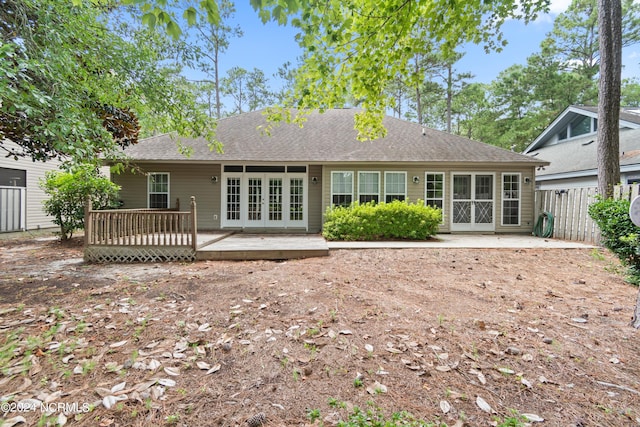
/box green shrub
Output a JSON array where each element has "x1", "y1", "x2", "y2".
[
  {"x1": 588, "y1": 196, "x2": 640, "y2": 284},
  {"x1": 322, "y1": 200, "x2": 441, "y2": 241},
  {"x1": 41, "y1": 164, "x2": 120, "y2": 240}
]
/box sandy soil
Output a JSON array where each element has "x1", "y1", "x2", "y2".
[{"x1": 0, "y1": 235, "x2": 639, "y2": 426}]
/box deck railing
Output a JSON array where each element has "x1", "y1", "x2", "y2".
[{"x1": 84, "y1": 197, "x2": 198, "y2": 261}]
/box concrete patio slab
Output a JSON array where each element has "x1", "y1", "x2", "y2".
[
  {"x1": 195, "y1": 232, "x2": 596, "y2": 261},
  {"x1": 327, "y1": 234, "x2": 597, "y2": 249}
]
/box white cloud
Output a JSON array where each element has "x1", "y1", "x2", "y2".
[
  {"x1": 526, "y1": 0, "x2": 570, "y2": 24},
  {"x1": 548, "y1": 0, "x2": 572, "y2": 15}
]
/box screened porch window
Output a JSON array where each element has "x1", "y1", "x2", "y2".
[{"x1": 148, "y1": 173, "x2": 169, "y2": 208}]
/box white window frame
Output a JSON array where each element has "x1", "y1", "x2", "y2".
[
  {"x1": 358, "y1": 171, "x2": 380, "y2": 204},
  {"x1": 222, "y1": 175, "x2": 243, "y2": 226},
  {"x1": 425, "y1": 172, "x2": 445, "y2": 222},
  {"x1": 558, "y1": 116, "x2": 597, "y2": 141},
  {"x1": 384, "y1": 171, "x2": 407, "y2": 203},
  {"x1": 501, "y1": 172, "x2": 521, "y2": 226},
  {"x1": 147, "y1": 172, "x2": 170, "y2": 209},
  {"x1": 330, "y1": 171, "x2": 354, "y2": 207}
]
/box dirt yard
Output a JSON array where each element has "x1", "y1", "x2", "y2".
[{"x1": 0, "y1": 234, "x2": 639, "y2": 427}]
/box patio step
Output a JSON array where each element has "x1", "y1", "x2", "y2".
[{"x1": 196, "y1": 234, "x2": 329, "y2": 261}]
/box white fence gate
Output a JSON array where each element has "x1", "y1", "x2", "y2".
[{"x1": 0, "y1": 186, "x2": 26, "y2": 232}]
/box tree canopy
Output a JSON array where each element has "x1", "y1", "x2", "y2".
[
  {"x1": 0, "y1": 0, "x2": 216, "y2": 163},
  {"x1": 250, "y1": 0, "x2": 550, "y2": 139}
]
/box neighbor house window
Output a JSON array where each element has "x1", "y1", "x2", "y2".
[
  {"x1": 502, "y1": 173, "x2": 520, "y2": 226},
  {"x1": 569, "y1": 115, "x2": 591, "y2": 138},
  {"x1": 331, "y1": 171, "x2": 353, "y2": 207},
  {"x1": 558, "y1": 116, "x2": 597, "y2": 141},
  {"x1": 358, "y1": 171, "x2": 380, "y2": 203},
  {"x1": 425, "y1": 172, "x2": 444, "y2": 211},
  {"x1": 384, "y1": 172, "x2": 406, "y2": 202},
  {"x1": 148, "y1": 173, "x2": 169, "y2": 208}
]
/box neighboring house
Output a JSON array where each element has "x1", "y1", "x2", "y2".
[
  {"x1": 0, "y1": 139, "x2": 61, "y2": 232},
  {"x1": 112, "y1": 109, "x2": 546, "y2": 234},
  {"x1": 523, "y1": 105, "x2": 640, "y2": 190}
]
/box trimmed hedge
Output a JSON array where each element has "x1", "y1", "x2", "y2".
[{"x1": 322, "y1": 200, "x2": 441, "y2": 241}]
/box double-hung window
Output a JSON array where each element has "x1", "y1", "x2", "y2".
[
  {"x1": 148, "y1": 173, "x2": 169, "y2": 208},
  {"x1": 384, "y1": 172, "x2": 406, "y2": 202},
  {"x1": 331, "y1": 171, "x2": 354, "y2": 207},
  {"x1": 358, "y1": 171, "x2": 380, "y2": 204},
  {"x1": 502, "y1": 173, "x2": 520, "y2": 225},
  {"x1": 425, "y1": 172, "x2": 444, "y2": 210}
]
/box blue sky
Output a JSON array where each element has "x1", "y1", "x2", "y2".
[{"x1": 198, "y1": 1, "x2": 640, "y2": 92}]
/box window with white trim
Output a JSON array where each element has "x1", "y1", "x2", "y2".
[
  {"x1": 384, "y1": 172, "x2": 406, "y2": 202},
  {"x1": 331, "y1": 171, "x2": 354, "y2": 207},
  {"x1": 358, "y1": 171, "x2": 380, "y2": 204},
  {"x1": 502, "y1": 173, "x2": 520, "y2": 225},
  {"x1": 558, "y1": 116, "x2": 597, "y2": 141},
  {"x1": 425, "y1": 172, "x2": 444, "y2": 211},
  {"x1": 148, "y1": 173, "x2": 169, "y2": 208},
  {"x1": 290, "y1": 178, "x2": 304, "y2": 221},
  {"x1": 226, "y1": 177, "x2": 241, "y2": 220}
]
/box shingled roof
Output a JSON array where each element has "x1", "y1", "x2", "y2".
[
  {"x1": 529, "y1": 128, "x2": 640, "y2": 178},
  {"x1": 123, "y1": 109, "x2": 543, "y2": 165},
  {"x1": 524, "y1": 105, "x2": 640, "y2": 154}
]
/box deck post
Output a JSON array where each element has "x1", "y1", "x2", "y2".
[
  {"x1": 190, "y1": 196, "x2": 197, "y2": 251},
  {"x1": 84, "y1": 198, "x2": 92, "y2": 247}
]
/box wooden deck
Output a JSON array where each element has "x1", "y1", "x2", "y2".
[
  {"x1": 85, "y1": 231, "x2": 329, "y2": 262},
  {"x1": 83, "y1": 197, "x2": 329, "y2": 262}
]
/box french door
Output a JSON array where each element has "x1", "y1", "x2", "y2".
[
  {"x1": 246, "y1": 175, "x2": 285, "y2": 227},
  {"x1": 222, "y1": 173, "x2": 306, "y2": 229},
  {"x1": 451, "y1": 173, "x2": 495, "y2": 232}
]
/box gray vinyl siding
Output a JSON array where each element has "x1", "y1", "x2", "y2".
[
  {"x1": 112, "y1": 164, "x2": 222, "y2": 230},
  {"x1": 308, "y1": 165, "x2": 323, "y2": 232},
  {"x1": 112, "y1": 162, "x2": 536, "y2": 235},
  {"x1": 321, "y1": 163, "x2": 537, "y2": 235},
  {"x1": 0, "y1": 140, "x2": 62, "y2": 231}
]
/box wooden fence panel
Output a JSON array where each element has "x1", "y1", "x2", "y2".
[{"x1": 534, "y1": 184, "x2": 640, "y2": 244}]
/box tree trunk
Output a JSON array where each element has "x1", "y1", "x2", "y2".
[
  {"x1": 632, "y1": 289, "x2": 640, "y2": 328},
  {"x1": 597, "y1": 0, "x2": 640, "y2": 328},
  {"x1": 446, "y1": 63, "x2": 452, "y2": 133},
  {"x1": 596, "y1": 0, "x2": 622, "y2": 199},
  {"x1": 414, "y1": 57, "x2": 422, "y2": 125},
  {"x1": 214, "y1": 45, "x2": 221, "y2": 119}
]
